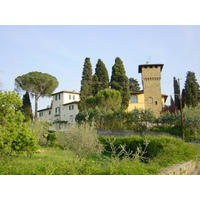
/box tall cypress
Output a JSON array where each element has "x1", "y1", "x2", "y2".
[
  {"x1": 79, "y1": 57, "x2": 93, "y2": 110},
  {"x1": 93, "y1": 59, "x2": 109, "y2": 95},
  {"x1": 173, "y1": 77, "x2": 180, "y2": 110},
  {"x1": 21, "y1": 91, "x2": 33, "y2": 121},
  {"x1": 129, "y1": 77, "x2": 140, "y2": 91},
  {"x1": 110, "y1": 57, "x2": 130, "y2": 109},
  {"x1": 182, "y1": 71, "x2": 200, "y2": 107}
]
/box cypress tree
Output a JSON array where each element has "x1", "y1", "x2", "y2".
[
  {"x1": 21, "y1": 91, "x2": 33, "y2": 121},
  {"x1": 173, "y1": 77, "x2": 180, "y2": 110},
  {"x1": 129, "y1": 77, "x2": 140, "y2": 91},
  {"x1": 79, "y1": 57, "x2": 93, "y2": 110},
  {"x1": 93, "y1": 59, "x2": 109, "y2": 95},
  {"x1": 182, "y1": 71, "x2": 200, "y2": 107},
  {"x1": 110, "y1": 57, "x2": 130, "y2": 109},
  {"x1": 92, "y1": 74, "x2": 99, "y2": 96}
]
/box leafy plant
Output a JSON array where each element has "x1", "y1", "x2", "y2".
[
  {"x1": 56, "y1": 123, "x2": 104, "y2": 161},
  {"x1": 0, "y1": 91, "x2": 38, "y2": 158}
]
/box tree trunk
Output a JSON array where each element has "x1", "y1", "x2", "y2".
[{"x1": 35, "y1": 95, "x2": 39, "y2": 118}]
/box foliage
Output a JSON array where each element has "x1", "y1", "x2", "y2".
[
  {"x1": 0, "y1": 134, "x2": 198, "y2": 175},
  {"x1": 183, "y1": 104, "x2": 200, "y2": 137},
  {"x1": 92, "y1": 59, "x2": 109, "y2": 95},
  {"x1": 15, "y1": 71, "x2": 59, "y2": 118},
  {"x1": 110, "y1": 57, "x2": 130, "y2": 110},
  {"x1": 182, "y1": 71, "x2": 200, "y2": 108},
  {"x1": 21, "y1": 91, "x2": 33, "y2": 121},
  {"x1": 56, "y1": 123, "x2": 104, "y2": 161},
  {"x1": 79, "y1": 57, "x2": 93, "y2": 111},
  {"x1": 85, "y1": 89, "x2": 122, "y2": 111},
  {"x1": 162, "y1": 105, "x2": 178, "y2": 114},
  {"x1": 157, "y1": 110, "x2": 180, "y2": 126},
  {"x1": 0, "y1": 91, "x2": 38, "y2": 158},
  {"x1": 30, "y1": 119, "x2": 52, "y2": 146},
  {"x1": 129, "y1": 77, "x2": 140, "y2": 91},
  {"x1": 99, "y1": 135, "x2": 199, "y2": 166},
  {"x1": 76, "y1": 108, "x2": 156, "y2": 130},
  {"x1": 156, "y1": 104, "x2": 200, "y2": 138},
  {"x1": 173, "y1": 77, "x2": 180, "y2": 110}
]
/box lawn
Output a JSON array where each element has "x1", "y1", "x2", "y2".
[{"x1": 0, "y1": 135, "x2": 199, "y2": 175}]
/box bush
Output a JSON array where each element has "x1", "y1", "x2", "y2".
[
  {"x1": 30, "y1": 120, "x2": 52, "y2": 146},
  {"x1": 56, "y1": 123, "x2": 104, "y2": 161},
  {"x1": 99, "y1": 135, "x2": 199, "y2": 167},
  {"x1": 0, "y1": 91, "x2": 38, "y2": 158}
]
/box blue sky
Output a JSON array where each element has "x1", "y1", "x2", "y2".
[{"x1": 1, "y1": 25, "x2": 200, "y2": 110}]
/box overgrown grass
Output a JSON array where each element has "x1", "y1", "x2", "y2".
[
  {"x1": 0, "y1": 135, "x2": 199, "y2": 175},
  {"x1": 0, "y1": 147, "x2": 159, "y2": 175}
]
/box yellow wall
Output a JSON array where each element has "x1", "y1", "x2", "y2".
[
  {"x1": 127, "y1": 93, "x2": 145, "y2": 112},
  {"x1": 161, "y1": 96, "x2": 167, "y2": 107},
  {"x1": 128, "y1": 93, "x2": 167, "y2": 113}
]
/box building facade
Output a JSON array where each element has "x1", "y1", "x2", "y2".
[
  {"x1": 38, "y1": 62, "x2": 168, "y2": 128},
  {"x1": 128, "y1": 62, "x2": 167, "y2": 117},
  {"x1": 38, "y1": 91, "x2": 79, "y2": 130}
]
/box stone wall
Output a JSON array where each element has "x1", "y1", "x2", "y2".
[
  {"x1": 160, "y1": 160, "x2": 198, "y2": 175},
  {"x1": 97, "y1": 129, "x2": 179, "y2": 138}
]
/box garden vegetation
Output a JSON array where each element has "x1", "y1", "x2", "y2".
[{"x1": 0, "y1": 91, "x2": 199, "y2": 175}]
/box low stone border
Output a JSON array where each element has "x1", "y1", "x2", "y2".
[{"x1": 160, "y1": 160, "x2": 198, "y2": 175}]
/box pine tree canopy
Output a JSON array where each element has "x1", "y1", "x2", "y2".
[{"x1": 15, "y1": 71, "x2": 59, "y2": 118}]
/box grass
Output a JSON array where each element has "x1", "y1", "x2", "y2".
[
  {"x1": 0, "y1": 135, "x2": 199, "y2": 175},
  {"x1": 0, "y1": 147, "x2": 160, "y2": 175}
]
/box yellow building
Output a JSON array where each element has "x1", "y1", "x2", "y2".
[{"x1": 128, "y1": 62, "x2": 168, "y2": 117}]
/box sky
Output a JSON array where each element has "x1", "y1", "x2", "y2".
[
  {"x1": 1, "y1": 1, "x2": 200, "y2": 198},
  {"x1": 1, "y1": 25, "x2": 200, "y2": 110}
]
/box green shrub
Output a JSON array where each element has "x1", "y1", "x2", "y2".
[
  {"x1": 0, "y1": 91, "x2": 38, "y2": 158},
  {"x1": 30, "y1": 119, "x2": 51, "y2": 146},
  {"x1": 56, "y1": 123, "x2": 104, "y2": 161},
  {"x1": 99, "y1": 135, "x2": 199, "y2": 167}
]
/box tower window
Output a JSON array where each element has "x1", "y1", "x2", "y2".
[
  {"x1": 155, "y1": 101, "x2": 158, "y2": 105},
  {"x1": 149, "y1": 97, "x2": 153, "y2": 103},
  {"x1": 130, "y1": 95, "x2": 138, "y2": 103}
]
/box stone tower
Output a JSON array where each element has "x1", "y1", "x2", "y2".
[{"x1": 138, "y1": 62, "x2": 164, "y2": 117}]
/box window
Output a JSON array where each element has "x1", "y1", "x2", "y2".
[
  {"x1": 55, "y1": 94, "x2": 60, "y2": 101},
  {"x1": 73, "y1": 95, "x2": 75, "y2": 100},
  {"x1": 49, "y1": 111, "x2": 51, "y2": 115},
  {"x1": 149, "y1": 97, "x2": 153, "y2": 103},
  {"x1": 69, "y1": 95, "x2": 71, "y2": 100},
  {"x1": 155, "y1": 101, "x2": 158, "y2": 105},
  {"x1": 70, "y1": 115, "x2": 73, "y2": 122},
  {"x1": 55, "y1": 107, "x2": 60, "y2": 115},
  {"x1": 39, "y1": 112, "x2": 43, "y2": 117},
  {"x1": 69, "y1": 105, "x2": 74, "y2": 110},
  {"x1": 130, "y1": 95, "x2": 138, "y2": 103}
]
